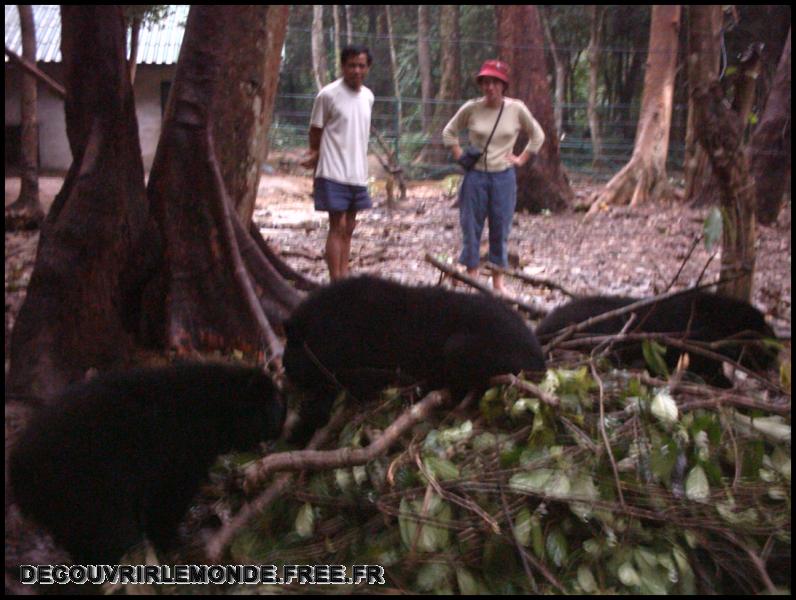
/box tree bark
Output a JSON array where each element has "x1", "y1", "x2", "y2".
[
  {"x1": 384, "y1": 6, "x2": 401, "y2": 142},
  {"x1": 496, "y1": 5, "x2": 572, "y2": 213},
  {"x1": 332, "y1": 5, "x2": 341, "y2": 79},
  {"x1": 6, "y1": 5, "x2": 44, "y2": 230},
  {"x1": 128, "y1": 16, "x2": 141, "y2": 85},
  {"x1": 587, "y1": 5, "x2": 606, "y2": 168},
  {"x1": 417, "y1": 6, "x2": 433, "y2": 137},
  {"x1": 144, "y1": 6, "x2": 300, "y2": 361},
  {"x1": 683, "y1": 6, "x2": 722, "y2": 207},
  {"x1": 8, "y1": 6, "x2": 149, "y2": 400},
  {"x1": 539, "y1": 7, "x2": 567, "y2": 137},
  {"x1": 590, "y1": 5, "x2": 680, "y2": 213},
  {"x1": 311, "y1": 5, "x2": 328, "y2": 92},
  {"x1": 345, "y1": 5, "x2": 353, "y2": 45},
  {"x1": 209, "y1": 6, "x2": 289, "y2": 224},
  {"x1": 689, "y1": 6, "x2": 757, "y2": 301},
  {"x1": 750, "y1": 28, "x2": 791, "y2": 226}
]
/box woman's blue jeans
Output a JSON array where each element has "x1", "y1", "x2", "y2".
[{"x1": 458, "y1": 167, "x2": 517, "y2": 269}]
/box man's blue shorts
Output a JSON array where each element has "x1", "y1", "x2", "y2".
[{"x1": 313, "y1": 177, "x2": 373, "y2": 213}]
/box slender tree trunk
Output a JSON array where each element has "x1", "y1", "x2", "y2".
[
  {"x1": 587, "y1": 5, "x2": 606, "y2": 167},
  {"x1": 539, "y1": 8, "x2": 567, "y2": 137},
  {"x1": 385, "y1": 6, "x2": 401, "y2": 142},
  {"x1": 750, "y1": 28, "x2": 791, "y2": 225},
  {"x1": 311, "y1": 5, "x2": 328, "y2": 92},
  {"x1": 345, "y1": 5, "x2": 353, "y2": 45},
  {"x1": 417, "y1": 5, "x2": 433, "y2": 137},
  {"x1": 497, "y1": 5, "x2": 572, "y2": 213},
  {"x1": 6, "y1": 4, "x2": 44, "y2": 230},
  {"x1": 8, "y1": 6, "x2": 148, "y2": 399},
  {"x1": 332, "y1": 5, "x2": 341, "y2": 79},
  {"x1": 416, "y1": 5, "x2": 460, "y2": 166},
  {"x1": 688, "y1": 6, "x2": 756, "y2": 301},
  {"x1": 128, "y1": 16, "x2": 141, "y2": 85},
  {"x1": 590, "y1": 5, "x2": 680, "y2": 213}
]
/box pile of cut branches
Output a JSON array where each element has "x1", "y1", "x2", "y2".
[{"x1": 205, "y1": 356, "x2": 790, "y2": 595}]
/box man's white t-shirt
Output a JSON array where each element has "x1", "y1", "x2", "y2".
[{"x1": 310, "y1": 78, "x2": 374, "y2": 187}]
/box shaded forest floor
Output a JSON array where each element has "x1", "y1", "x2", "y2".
[
  {"x1": 250, "y1": 171, "x2": 791, "y2": 330},
  {"x1": 5, "y1": 171, "x2": 792, "y2": 356}
]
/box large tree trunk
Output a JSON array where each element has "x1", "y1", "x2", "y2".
[
  {"x1": 143, "y1": 6, "x2": 301, "y2": 361},
  {"x1": 750, "y1": 28, "x2": 791, "y2": 226},
  {"x1": 6, "y1": 5, "x2": 44, "y2": 230},
  {"x1": 587, "y1": 5, "x2": 606, "y2": 168},
  {"x1": 417, "y1": 6, "x2": 433, "y2": 137},
  {"x1": 496, "y1": 5, "x2": 572, "y2": 213},
  {"x1": 688, "y1": 6, "x2": 757, "y2": 302},
  {"x1": 687, "y1": 40, "x2": 764, "y2": 208},
  {"x1": 311, "y1": 5, "x2": 328, "y2": 92},
  {"x1": 683, "y1": 6, "x2": 722, "y2": 207},
  {"x1": 590, "y1": 5, "x2": 680, "y2": 213},
  {"x1": 8, "y1": 6, "x2": 149, "y2": 400},
  {"x1": 210, "y1": 6, "x2": 289, "y2": 224},
  {"x1": 416, "y1": 5, "x2": 460, "y2": 166}
]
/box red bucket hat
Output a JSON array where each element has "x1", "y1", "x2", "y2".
[{"x1": 476, "y1": 59, "x2": 510, "y2": 85}]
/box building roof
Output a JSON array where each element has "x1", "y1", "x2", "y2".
[{"x1": 5, "y1": 5, "x2": 188, "y2": 65}]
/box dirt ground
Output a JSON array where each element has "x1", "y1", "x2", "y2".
[{"x1": 5, "y1": 173, "x2": 793, "y2": 347}]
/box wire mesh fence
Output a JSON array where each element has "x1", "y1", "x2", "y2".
[{"x1": 270, "y1": 93, "x2": 689, "y2": 182}]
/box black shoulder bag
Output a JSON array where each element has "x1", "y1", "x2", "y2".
[{"x1": 457, "y1": 100, "x2": 505, "y2": 171}]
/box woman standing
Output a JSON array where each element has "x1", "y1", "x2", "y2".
[{"x1": 443, "y1": 60, "x2": 545, "y2": 294}]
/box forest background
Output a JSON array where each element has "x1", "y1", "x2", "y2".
[{"x1": 4, "y1": 5, "x2": 792, "y2": 595}]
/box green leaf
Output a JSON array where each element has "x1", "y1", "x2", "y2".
[
  {"x1": 642, "y1": 340, "x2": 669, "y2": 378},
  {"x1": 294, "y1": 502, "x2": 315, "y2": 539},
  {"x1": 569, "y1": 474, "x2": 600, "y2": 520},
  {"x1": 423, "y1": 456, "x2": 460, "y2": 481},
  {"x1": 545, "y1": 528, "x2": 569, "y2": 568},
  {"x1": 650, "y1": 388, "x2": 678, "y2": 425},
  {"x1": 456, "y1": 567, "x2": 488, "y2": 595},
  {"x1": 415, "y1": 563, "x2": 453, "y2": 594},
  {"x1": 577, "y1": 565, "x2": 598, "y2": 593},
  {"x1": 398, "y1": 495, "x2": 452, "y2": 553},
  {"x1": 685, "y1": 465, "x2": 710, "y2": 503},
  {"x1": 618, "y1": 562, "x2": 641, "y2": 587},
  {"x1": 513, "y1": 507, "x2": 532, "y2": 547},
  {"x1": 509, "y1": 470, "x2": 553, "y2": 494}
]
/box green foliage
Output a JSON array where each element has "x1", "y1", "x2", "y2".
[{"x1": 225, "y1": 361, "x2": 790, "y2": 594}]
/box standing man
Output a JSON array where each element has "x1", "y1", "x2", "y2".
[{"x1": 301, "y1": 46, "x2": 374, "y2": 280}]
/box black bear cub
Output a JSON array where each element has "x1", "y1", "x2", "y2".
[
  {"x1": 283, "y1": 276, "x2": 546, "y2": 441},
  {"x1": 10, "y1": 363, "x2": 285, "y2": 565},
  {"x1": 535, "y1": 292, "x2": 777, "y2": 386}
]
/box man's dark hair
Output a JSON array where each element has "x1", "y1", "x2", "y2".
[{"x1": 341, "y1": 45, "x2": 373, "y2": 67}]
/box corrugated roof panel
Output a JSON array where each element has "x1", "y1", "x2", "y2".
[
  {"x1": 5, "y1": 5, "x2": 188, "y2": 65},
  {"x1": 4, "y1": 5, "x2": 62, "y2": 63}
]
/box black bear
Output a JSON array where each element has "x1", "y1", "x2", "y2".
[
  {"x1": 283, "y1": 276, "x2": 546, "y2": 440},
  {"x1": 535, "y1": 292, "x2": 777, "y2": 386},
  {"x1": 9, "y1": 363, "x2": 285, "y2": 565}
]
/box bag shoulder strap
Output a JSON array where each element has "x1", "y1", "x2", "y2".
[{"x1": 482, "y1": 100, "x2": 505, "y2": 170}]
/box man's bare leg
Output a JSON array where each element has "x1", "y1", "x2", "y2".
[
  {"x1": 326, "y1": 210, "x2": 358, "y2": 280},
  {"x1": 338, "y1": 209, "x2": 357, "y2": 278}
]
